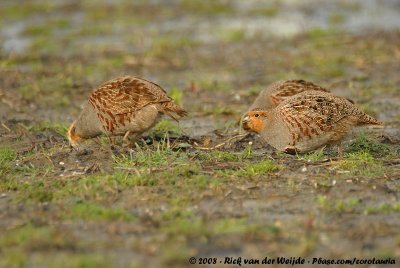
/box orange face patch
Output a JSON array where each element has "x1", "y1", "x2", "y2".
[
  {"x1": 67, "y1": 123, "x2": 81, "y2": 147},
  {"x1": 243, "y1": 111, "x2": 269, "y2": 133}
]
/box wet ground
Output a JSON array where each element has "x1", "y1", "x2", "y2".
[{"x1": 0, "y1": 0, "x2": 400, "y2": 267}]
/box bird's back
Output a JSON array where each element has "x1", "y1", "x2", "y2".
[
  {"x1": 266, "y1": 91, "x2": 381, "y2": 152},
  {"x1": 89, "y1": 76, "x2": 172, "y2": 115},
  {"x1": 249, "y1": 80, "x2": 330, "y2": 111}
]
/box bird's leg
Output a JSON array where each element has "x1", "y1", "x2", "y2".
[
  {"x1": 123, "y1": 131, "x2": 141, "y2": 148},
  {"x1": 123, "y1": 131, "x2": 131, "y2": 142},
  {"x1": 122, "y1": 131, "x2": 131, "y2": 148},
  {"x1": 108, "y1": 136, "x2": 119, "y2": 152},
  {"x1": 337, "y1": 144, "x2": 344, "y2": 158},
  {"x1": 108, "y1": 136, "x2": 116, "y2": 145}
]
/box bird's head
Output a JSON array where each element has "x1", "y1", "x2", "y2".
[
  {"x1": 67, "y1": 122, "x2": 82, "y2": 149},
  {"x1": 242, "y1": 110, "x2": 270, "y2": 133}
]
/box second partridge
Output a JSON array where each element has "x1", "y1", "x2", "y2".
[{"x1": 243, "y1": 90, "x2": 381, "y2": 154}]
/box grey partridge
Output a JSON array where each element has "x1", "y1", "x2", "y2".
[
  {"x1": 242, "y1": 90, "x2": 381, "y2": 154},
  {"x1": 68, "y1": 76, "x2": 187, "y2": 148},
  {"x1": 248, "y1": 80, "x2": 330, "y2": 111}
]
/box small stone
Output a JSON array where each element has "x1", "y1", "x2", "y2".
[
  {"x1": 332, "y1": 180, "x2": 337, "y2": 186},
  {"x1": 59, "y1": 161, "x2": 65, "y2": 165},
  {"x1": 301, "y1": 166, "x2": 307, "y2": 172}
]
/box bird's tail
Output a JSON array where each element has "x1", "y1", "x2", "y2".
[
  {"x1": 358, "y1": 112, "x2": 382, "y2": 126},
  {"x1": 161, "y1": 102, "x2": 188, "y2": 121}
]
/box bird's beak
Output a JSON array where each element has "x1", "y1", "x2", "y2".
[
  {"x1": 67, "y1": 123, "x2": 82, "y2": 149},
  {"x1": 242, "y1": 115, "x2": 251, "y2": 131},
  {"x1": 69, "y1": 140, "x2": 80, "y2": 150}
]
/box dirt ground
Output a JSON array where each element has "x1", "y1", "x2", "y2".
[{"x1": 0, "y1": 1, "x2": 400, "y2": 267}]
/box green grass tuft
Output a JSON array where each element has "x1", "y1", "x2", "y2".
[
  {"x1": 0, "y1": 146, "x2": 16, "y2": 174},
  {"x1": 0, "y1": 146, "x2": 16, "y2": 163},
  {"x1": 298, "y1": 148, "x2": 325, "y2": 161},
  {"x1": 197, "y1": 150, "x2": 240, "y2": 162},
  {"x1": 336, "y1": 151, "x2": 386, "y2": 177},
  {"x1": 239, "y1": 159, "x2": 280, "y2": 177}
]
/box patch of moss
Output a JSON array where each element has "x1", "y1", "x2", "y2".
[
  {"x1": 29, "y1": 121, "x2": 69, "y2": 136},
  {"x1": 67, "y1": 202, "x2": 135, "y2": 221},
  {"x1": 307, "y1": 27, "x2": 331, "y2": 39},
  {"x1": 198, "y1": 80, "x2": 232, "y2": 92},
  {"x1": 179, "y1": 0, "x2": 234, "y2": 15},
  {"x1": 346, "y1": 134, "x2": 390, "y2": 156},
  {"x1": 0, "y1": 224, "x2": 76, "y2": 252},
  {"x1": 252, "y1": 6, "x2": 280, "y2": 17},
  {"x1": 219, "y1": 29, "x2": 246, "y2": 42},
  {"x1": 317, "y1": 195, "x2": 362, "y2": 214},
  {"x1": 146, "y1": 36, "x2": 199, "y2": 59},
  {"x1": 364, "y1": 203, "x2": 400, "y2": 215},
  {"x1": 0, "y1": 2, "x2": 54, "y2": 21}
]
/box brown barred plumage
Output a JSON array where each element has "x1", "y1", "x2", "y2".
[
  {"x1": 68, "y1": 76, "x2": 187, "y2": 148},
  {"x1": 242, "y1": 90, "x2": 381, "y2": 154},
  {"x1": 248, "y1": 80, "x2": 331, "y2": 111}
]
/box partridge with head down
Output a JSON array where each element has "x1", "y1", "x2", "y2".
[
  {"x1": 68, "y1": 76, "x2": 187, "y2": 148},
  {"x1": 243, "y1": 90, "x2": 381, "y2": 154}
]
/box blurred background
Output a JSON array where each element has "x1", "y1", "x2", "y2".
[
  {"x1": 1, "y1": 1, "x2": 400, "y2": 267},
  {"x1": 1, "y1": 0, "x2": 400, "y2": 126}
]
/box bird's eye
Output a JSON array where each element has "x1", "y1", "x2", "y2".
[{"x1": 254, "y1": 114, "x2": 260, "y2": 118}]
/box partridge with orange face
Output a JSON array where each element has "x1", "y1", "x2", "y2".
[
  {"x1": 248, "y1": 80, "x2": 330, "y2": 111},
  {"x1": 68, "y1": 76, "x2": 187, "y2": 148},
  {"x1": 243, "y1": 90, "x2": 381, "y2": 154}
]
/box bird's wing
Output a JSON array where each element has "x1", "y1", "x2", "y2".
[
  {"x1": 89, "y1": 76, "x2": 172, "y2": 115},
  {"x1": 276, "y1": 92, "x2": 351, "y2": 143},
  {"x1": 270, "y1": 80, "x2": 330, "y2": 105}
]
